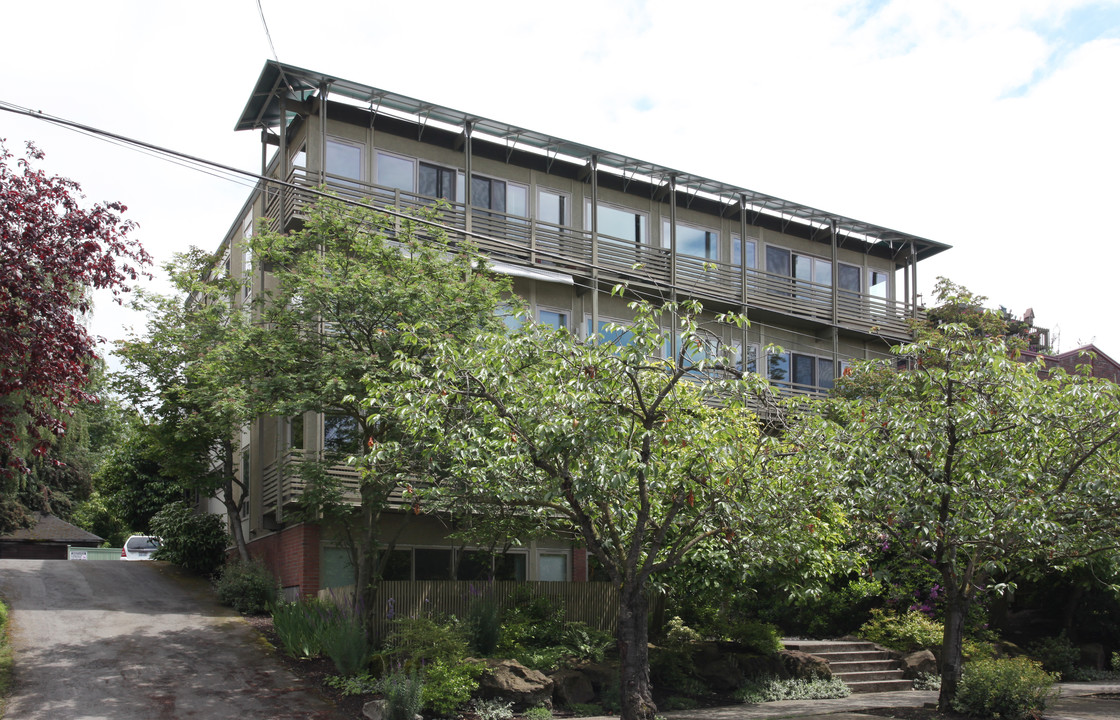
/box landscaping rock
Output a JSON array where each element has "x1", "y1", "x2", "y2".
[
  {"x1": 549, "y1": 667, "x2": 595, "y2": 706},
  {"x1": 478, "y1": 659, "x2": 554, "y2": 709},
  {"x1": 778, "y1": 649, "x2": 832, "y2": 680},
  {"x1": 901, "y1": 649, "x2": 937, "y2": 678},
  {"x1": 696, "y1": 658, "x2": 745, "y2": 692}
]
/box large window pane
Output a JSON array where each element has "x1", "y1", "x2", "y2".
[
  {"x1": 414, "y1": 549, "x2": 452, "y2": 580},
  {"x1": 839, "y1": 264, "x2": 862, "y2": 296},
  {"x1": 539, "y1": 309, "x2": 568, "y2": 330},
  {"x1": 792, "y1": 353, "x2": 816, "y2": 388},
  {"x1": 766, "y1": 246, "x2": 790, "y2": 276},
  {"x1": 456, "y1": 550, "x2": 493, "y2": 581},
  {"x1": 538, "y1": 190, "x2": 566, "y2": 225},
  {"x1": 376, "y1": 152, "x2": 414, "y2": 192},
  {"x1": 674, "y1": 224, "x2": 718, "y2": 259},
  {"x1": 732, "y1": 236, "x2": 757, "y2": 268},
  {"x1": 870, "y1": 270, "x2": 889, "y2": 298},
  {"x1": 507, "y1": 184, "x2": 528, "y2": 217},
  {"x1": 597, "y1": 204, "x2": 646, "y2": 243},
  {"x1": 494, "y1": 553, "x2": 527, "y2": 581},
  {"x1": 818, "y1": 358, "x2": 835, "y2": 390},
  {"x1": 768, "y1": 351, "x2": 790, "y2": 384},
  {"x1": 419, "y1": 163, "x2": 456, "y2": 201},
  {"x1": 382, "y1": 549, "x2": 412, "y2": 581},
  {"x1": 326, "y1": 140, "x2": 362, "y2": 183},
  {"x1": 324, "y1": 414, "x2": 362, "y2": 455},
  {"x1": 539, "y1": 553, "x2": 567, "y2": 582}
]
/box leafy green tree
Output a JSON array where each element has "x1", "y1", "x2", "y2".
[
  {"x1": 247, "y1": 198, "x2": 511, "y2": 624},
  {"x1": 810, "y1": 296, "x2": 1120, "y2": 710},
  {"x1": 93, "y1": 419, "x2": 183, "y2": 535},
  {"x1": 115, "y1": 247, "x2": 255, "y2": 559},
  {"x1": 391, "y1": 296, "x2": 847, "y2": 720}
]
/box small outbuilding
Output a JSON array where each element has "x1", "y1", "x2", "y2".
[{"x1": 0, "y1": 513, "x2": 104, "y2": 560}]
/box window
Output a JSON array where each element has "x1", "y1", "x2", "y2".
[
  {"x1": 472, "y1": 176, "x2": 528, "y2": 217},
  {"x1": 768, "y1": 350, "x2": 843, "y2": 392},
  {"x1": 242, "y1": 219, "x2": 253, "y2": 300},
  {"x1": 382, "y1": 549, "x2": 413, "y2": 581},
  {"x1": 325, "y1": 139, "x2": 363, "y2": 186},
  {"x1": 869, "y1": 269, "x2": 889, "y2": 299},
  {"x1": 497, "y1": 303, "x2": 523, "y2": 333},
  {"x1": 538, "y1": 189, "x2": 568, "y2": 226},
  {"x1": 586, "y1": 201, "x2": 648, "y2": 244},
  {"x1": 456, "y1": 550, "x2": 527, "y2": 581},
  {"x1": 292, "y1": 145, "x2": 307, "y2": 169},
  {"x1": 324, "y1": 414, "x2": 362, "y2": 455},
  {"x1": 419, "y1": 163, "x2": 458, "y2": 202},
  {"x1": 662, "y1": 220, "x2": 718, "y2": 259},
  {"x1": 732, "y1": 235, "x2": 757, "y2": 268},
  {"x1": 288, "y1": 414, "x2": 304, "y2": 451},
  {"x1": 839, "y1": 264, "x2": 862, "y2": 297},
  {"x1": 538, "y1": 308, "x2": 569, "y2": 331},
  {"x1": 538, "y1": 553, "x2": 568, "y2": 582},
  {"x1": 586, "y1": 317, "x2": 636, "y2": 347},
  {"x1": 376, "y1": 151, "x2": 415, "y2": 192},
  {"x1": 414, "y1": 548, "x2": 453, "y2": 580}
]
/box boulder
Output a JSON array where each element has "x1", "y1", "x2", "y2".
[
  {"x1": 549, "y1": 667, "x2": 595, "y2": 706},
  {"x1": 900, "y1": 650, "x2": 938, "y2": 679},
  {"x1": 695, "y1": 658, "x2": 745, "y2": 692},
  {"x1": 778, "y1": 649, "x2": 832, "y2": 680},
  {"x1": 477, "y1": 659, "x2": 554, "y2": 709}
]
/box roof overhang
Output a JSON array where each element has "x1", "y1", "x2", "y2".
[{"x1": 236, "y1": 60, "x2": 951, "y2": 264}]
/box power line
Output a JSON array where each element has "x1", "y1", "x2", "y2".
[{"x1": 256, "y1": 0, "x2": 281, "y2": 64}]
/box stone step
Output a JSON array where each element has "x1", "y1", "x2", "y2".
[
  {"x1": 783, "y1": 640, "x2": 878, "y2": 654},
  {"x1": 835, "y1": 669, "x2": 908, "y2": 682},
  {"x1": 815, "y1": 650, "x2": 894, "y2": 662},
  {"x1": 846, "y1": 679, "x2": 915, "y2": 694},
  {"x1": 829, "y1": 660, "x2": 901, "y2": 673}
]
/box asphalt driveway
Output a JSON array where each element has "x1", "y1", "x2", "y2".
[{"x1": 0, "y1": 559, "x2": 337, "y2": 720}]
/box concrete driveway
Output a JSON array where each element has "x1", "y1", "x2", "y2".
[{"x1": 0, "y1": 559, "x2": 338, "y2": 720}]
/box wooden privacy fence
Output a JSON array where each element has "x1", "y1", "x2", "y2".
[{"x1": 320, "y1": 581, "x2": 619, "y2": 640}]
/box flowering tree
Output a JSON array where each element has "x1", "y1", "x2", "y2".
[
  {"x1": 0, "y1": 141, "x2": 149, "y2": 530},
  {"x1": 809, "y1": 303, "x2": 1120, "y2": 709},
  {"x1": 391, "y1": 296, "x2": 846, "y2": 720}
]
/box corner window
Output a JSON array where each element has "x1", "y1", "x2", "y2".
[{"x1": 288, "y1": 414, "x2": 305, "y2": 451}]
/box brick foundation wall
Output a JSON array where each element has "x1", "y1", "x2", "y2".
[{"x1": 246, "y1": 523, "x2": 322, "y2": 598}]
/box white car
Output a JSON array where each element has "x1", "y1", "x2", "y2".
[{"x1": 121, "y1": 535, "x2": 161, "y2": 561}]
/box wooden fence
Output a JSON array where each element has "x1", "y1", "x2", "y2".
[{"x1": 320, "y1": 580, "x2": 619, "y2": 640}]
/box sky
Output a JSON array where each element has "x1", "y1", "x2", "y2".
[{"x1": 3, "y1": 0, "x2": 1119, "y2": 356}]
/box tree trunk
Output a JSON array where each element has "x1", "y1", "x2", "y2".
[
  {"x1": 222, "y1": 440, "x2": 250, "y2": 562},
  {"x1": 356, "y1": 482, "x2": 383, "y2": 642},
  {"x1": 938, "y1": 591, "x2": 969, "y2": 711},
  {"x1": 617, "y1": 583, "x2": 657, "y2": 720}
]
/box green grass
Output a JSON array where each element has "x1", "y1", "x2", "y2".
[{"x1": 0, "y1": 597, "x2": 12, "y2": 718}]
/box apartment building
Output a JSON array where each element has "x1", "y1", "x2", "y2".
[{"x1": 218, "y1": 61, "x2": 950, "y2": 597}]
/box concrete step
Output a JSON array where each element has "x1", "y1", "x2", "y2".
[
  {"x1": 815, "y1": 650, "x2": 894, "y2": 662},
  {"x1": 829, "y1": 660, "x2": 902, "y2": 673},
  {"x1": 836, "y1": 669, "x2": 908, "y2": 682},
  {"x1": 846, "y1": 679, "x2": 915, "y2": 694},
  {"x1": 782, "y1": 639, "x2": 913, "y2": 694},
  {"x1": 783, "y1": 640, "x2": 879, "y2": 654}
]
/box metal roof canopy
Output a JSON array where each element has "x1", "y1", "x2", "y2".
[{"x1": 236, "y1": 60, "x2": 950, "y2": 262}]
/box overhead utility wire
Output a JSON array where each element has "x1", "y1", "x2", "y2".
[
  {"x1": 256, "y1": 0, "x2": 282, "y2": 64},
  {"x1": 0, "y1": 102, "x2": 894, "y2": 355}
]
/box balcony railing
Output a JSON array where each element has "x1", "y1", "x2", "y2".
[
  {"x1": 261, "y1": 450, "x2": 364, "y2": 514},
  {"x1": 261, "y1": 170, "x2": 922, "y2": 339}
]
